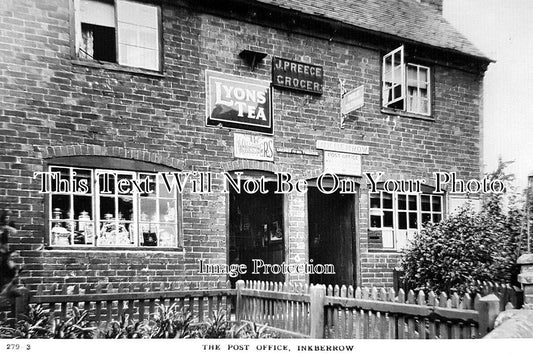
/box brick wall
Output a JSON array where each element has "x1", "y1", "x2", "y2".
[{"x1": 0, "y1": 0, "x2": 485, "y2": 290}]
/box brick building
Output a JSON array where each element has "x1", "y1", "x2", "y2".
[{"x1": 0, "y1": 0, "x2": 490, "y2": 291}]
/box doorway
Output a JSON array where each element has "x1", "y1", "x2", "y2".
[
  {"x1": 228, "y1": 180, "x2": 285, "y2": 286},
  {"x1": 307, "y1": 187, "x2": 356, "y2": 286}
]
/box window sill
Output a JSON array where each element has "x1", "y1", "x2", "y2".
[
  {"x1": 44, "y1": 245, "x2": 185, "y2": 254},
  {"x1": 71, "y1": 59, "x2": 164, "y2": 78},
  {"x1": 381, "y1": 108, "x2": 434, "y2": 122},
  {"x1": 367, "y1": 249, "x2": 401, "y2": 254}
]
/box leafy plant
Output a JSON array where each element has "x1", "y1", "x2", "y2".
[
  {"x1": 98, "y1": 313, "x2": 149, "y2": 339},
  {"x1": 50, "y1": 306, "x2": 96, "y2": 339},
  {"x1": 149, "y1": 303, "x2": 193, "y2": 339},
  {"x1": 229, "y1": 321, "x2": 276, "y2": 339},
  {"x1": 400, "y1": 160, "x2": 523, "y2": 294}
]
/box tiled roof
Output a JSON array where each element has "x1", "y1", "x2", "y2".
[{"x1": 254, "y1": 0, "x2": 489, "y2": 60}]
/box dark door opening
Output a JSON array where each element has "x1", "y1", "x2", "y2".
[
  {"x1": 308, "y1": 187, "x2": 356, "y2": 286},
  {"x1": 229, "y1": 181, "x2": 285, "y2": 286}
]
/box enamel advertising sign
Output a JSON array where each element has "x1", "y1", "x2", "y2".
[{"x1": 206, "y1": 70, "x2": 273, "y2": 134}]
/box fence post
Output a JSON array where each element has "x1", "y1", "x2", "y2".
[
  {"x1": 12, "y1": 287, "x2": 31, "y2": 322},
  {"x1": 235, "y1": 280, "x2": 245, "y2": 323},
  {"x1": 476, "y1": 294, "x2": 500, "y2": 336},
  {"x1": 309, "y1": 284, "x2": 326, "y2": 338}
]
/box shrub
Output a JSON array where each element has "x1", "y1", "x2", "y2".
[{"x1": 400, "y1": 160, "x2": 523, "y2": 294}]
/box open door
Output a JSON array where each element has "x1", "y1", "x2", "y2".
[{"x1": 307, "y1": 187, "x2": 356, "y2": 286}]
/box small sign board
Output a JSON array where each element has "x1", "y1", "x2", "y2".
[
  {"x1": 341, "y1": 85, "x2": 364, "y2": 116},
  {"x1": 272, "y1": 57, "x2": 323, "y2": 95},
  {"x1": 324, "y1": 151, "x2": 362, "y2": 176},
  {"x1": 234, "y1": 133, "x2": 274, "y2": 162},
  {"x1": 316, "y1": 140, "x2": 369, "y2": 155},
  {"x1": 206, "y1": 70, "x2": 273, "y2": 134}
]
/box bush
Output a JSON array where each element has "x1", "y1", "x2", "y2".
[{"x1": 400, "y1": 160, "x2": 523, "y2": 294}]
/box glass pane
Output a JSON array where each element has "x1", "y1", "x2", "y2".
[
  {"x1": 51, "y1": 195, "x2": 70, "y2": 219},
  {"x1": 140, "y1": 198, "x2": 157, "y2": 222},
  {"x1": 51, "y1": 220, "x2": 72, "y2": 246},
  {"x1": 370, "y1": 194, "x2": 381, "y2": 209},
  {"x1": 98, "y1": 171, "x2": 116, "y2": 194},
  {"x1": 73, "y1": 169, "x2": 91, "y2": 194},
  {"x1": 140, "y1": 174, "x2": 157, "y2": 198},
  {"x1": 159, "y1": 199, "x2": 176, "y2": 222},
  {"x1": 422, "y1": 213, "x2": 432, "y2": 224},
  {"x1": 50, "y1": 167, "x2": 70, "y2": 193},
  {"x1": 141, "y1": 223, "x2": 158, "y2": 246},
  {"x1": 383, "y1": 193, "x2": 393, "y2": 209},
  {"x1": 398, "y1": 212, "x2": 407, "y2": 230},
  {"x1": 117, "y1": 173, "x2": 134, "y2": 195},
  {"x1": 408, "y1": 195, "x2": 417, "y2": 210},
  {"x1": 370, "y1": 215, "x2": 381, "y2": 228},
  {"x1": 433, "y1": 214, "x2": 442, "y2": 223},
  {"x1": 73, "y1": 195, "x2": 92, "y2": 218},
  {"x1": 383, "y1": 211, "x2": 393, "y2": 228},
  {"x1": 98, "y1": 219, "x2": 131, "y2": 246},
  {"x1": 99, "y1": 196, "x2": 115, "y2": 220},
  {"x1": 409, "y1": 213, "x2": 418, "y2": 229},
  {"x1": 118, "y1": 196, "x2": 134, "y2": 221},
  {"x1": 432, "y1": 196, "x2": 442, "y2": 212},
  {"x1": 421, "y1": 195, "x2": 431, "y2": 211},
  {"x1": 398, "y1": 194, "x2": 406, "y2": 210},
  {"x1": 158, "y1": 224, "x2": 177, "y2": 247}
]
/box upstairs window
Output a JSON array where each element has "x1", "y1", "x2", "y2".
[
  {"x1": 74, "y1": 0, "x2": 161, "y2": 71},
  {"x1": 382, "y1": 46, "x2": 431, "y2": 116}
]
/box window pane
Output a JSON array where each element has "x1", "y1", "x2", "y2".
[
  {"x1": 408, "y1": 195, "x2": 417, "y2": 210},
  {"x1": 73, "y1": 169, "x2": 92, "y2": 194},
  {"x1": 80, "y1": 0, "x2": 115, "y2": 27},
  {"x1": 432, "y1": 196, "x2": 442, "y2": 212},
  {"x1": 422, "y1": 213, "x2": 432, "y2": 224},
  {"x1": 370, "y1": 215, "x2": 381, "y2": 228},
  {"x1": 370, "y1": 194, "x2": 381, "y2": 209},
  {"x1": 421, "y1": 195, "x2": 431, "y2": 211},
  {"x1": 99, "y1": 196, "x2": 115, "y2": 220},
  {"x1": 409, "y1": 213, "x2": 418, "y2": 229},
  {"x1": 141, "y1": 224, "x2": 158, "y2": 246},
  {"x1": 52, "y1": 195, "x2": 70, "y2": 218},
  {"x1": 98, "y1": 172, "x2": 116, "y2": 194},
  {"x1": 159, "y1": 224, "x2": 177, "y2": 247},
  {"x1": 383, "y1": 193, "x2": 393, "y2": 209},
  {"x1": 398, "y1": 212, "x2": 407, "y2": 229},
  {"x1": 398, "y1": 194, "x2": 406, "y2": 210},
  {"x1": 140, "y1": 174, "x2": 157, "y2": 198},
  {"x1": 159, "y1": 199, "x2": 176, "y2": 222},
  {"x1": 50, "y1": 167, "x2": 70, "y2": 192},
  {"x1": 140, "y1": 198, "x2": 157, "y2": 222},
  {"x1": 117, "y1": 173, "x2": 134, "y2": 195},
  {"x1": 118, "y1": 196, "x2": 134, "y2": 221},
  {"x1": 433, "y1": 214, "x2": 442, "y2": 223},
  {"x1": 383, "y1": 211, "x2": 393, "y2": 228}
]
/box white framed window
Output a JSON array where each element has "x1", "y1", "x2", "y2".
[
  {"x1": 48, "y1": 166, "x2": 180, "y2": 248},
  {"x1": 382, "y1": 46, "x2": 431, "y2": 116},
  {"x1": 74, "y1": 0, "x2": 161, "y2": 71},
  {"x1": 369, "y1": 191, "x2": 444, "y2": 251}
]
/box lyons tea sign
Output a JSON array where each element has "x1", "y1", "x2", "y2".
[{"x1": 206, "y1": 70, "x2": 273, "y2": 134}]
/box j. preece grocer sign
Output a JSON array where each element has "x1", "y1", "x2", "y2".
[
  {"x1": 206, "y1": 70, "x2": 273, "y2": 134},
  {"x1": 272, "y1": 57, "x2": 323, "y2": 95}
]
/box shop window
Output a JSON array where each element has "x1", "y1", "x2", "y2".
[
  {"x1": 382, "y1": 46, "x2": 431, "y2": 116},
  {"x1": 48, "y1": 166, "x2": 180, "y2": 248},
  {"x1": 369, "y1": 191, "x2": 443, "y2": 251},
  {"x1": 75, "y1": 0, "x2": 161, "y2": 71}
]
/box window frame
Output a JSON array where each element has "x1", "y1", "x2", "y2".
[
  {"x1": 71, "y1": 0, "x2": 163, "y2": 73},
  {"x1": 368, "y1": 190, "x2": 444, "y2": 251},
  {"x1": 381, "y1": 46, "x2": 433, "y2": 117},
  {"x1": 44, "y1": 158, "x2": 183, "y2": 251}
]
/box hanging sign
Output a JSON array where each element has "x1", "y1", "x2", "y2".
[
  {"x1": 206, "y1": 70, "x2": 273, "y2": 134},
  {"x1": 272, "y1": 57, "x2": 323, "y2": 95},
  {"x1": 341, "y1": 85, "x2": 365, "y2": 115},
  {"x1": 234, "y1": 133, "x2": 274, "y2": 161}
]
